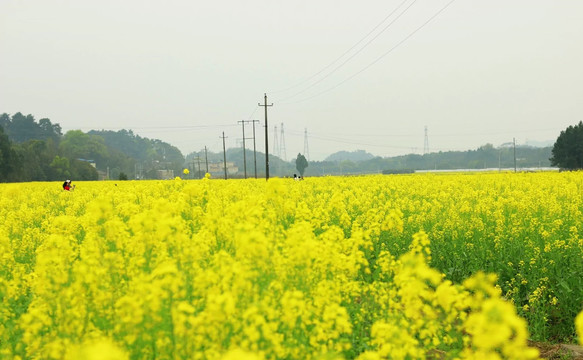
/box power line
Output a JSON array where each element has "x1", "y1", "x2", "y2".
[
  {"x1": 310, "y1": 134, "x2": 470, "y2": 152},
  {"x1": 245, "y1": 106, "x2": 258, "y2": 121},
  {"x1": 287, "y1": 126, "x2": 560, "y2": 139},
  {"x1": 286, "y1": 128, "x2": 418, "y2": 138},
  {"x1": 289, "y1": 130, "x2": 469, "y2": 152},
  {"x1": 308, "y1": 133, "x2": 416, "y2": 150},
  {"x1": 280, "y1": 0, "x2": 457, "y2": 105},
  {"x1": 282, "y1": 126, "x2": 555, "y2": 157},
  {"x1": 271, "y1": 0, "x2": 412, "y2": 99},
  {"x1": 76, "y1": 124, "x2": 237, "y2": 131}
]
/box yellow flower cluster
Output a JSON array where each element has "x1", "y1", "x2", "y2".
[
  {"x1": 0, "y1": 173, "x2": 581, "y2": 359},
  {"x1": 357, "y1": 232, "x2": 538, "y2": 360}
]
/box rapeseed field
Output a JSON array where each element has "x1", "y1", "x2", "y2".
[{"x1": 1, "y1": 172, "x2": 582, "y2": 359}]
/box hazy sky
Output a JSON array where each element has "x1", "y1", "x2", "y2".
[{"x1": 1, "y1": 1, "x2": 582, "y2": 161}]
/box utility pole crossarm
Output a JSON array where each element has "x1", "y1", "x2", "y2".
[{"x1": 240, "y1": 120, "x2": 260, "y2": 178}]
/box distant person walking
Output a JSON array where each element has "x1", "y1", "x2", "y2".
[{"x1": 62, "y1": 180, "x2": 75, "y2": 191}]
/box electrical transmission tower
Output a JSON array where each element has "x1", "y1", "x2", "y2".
[
  {"x1": 280, "y1": 123, "x2": 287, "y2": 161},
  {"x1": 303, "y1": 128, "x2": 310, "y2": 161},
  {"x1": 135, "y1": 162, "x2": 143, "y2": 180},
  {"x1": 273, "y1": 125, "x2": 279, "y2": 158},
  {"x1": 423, "y1": 126, "x2": 429, "y2": 155}
]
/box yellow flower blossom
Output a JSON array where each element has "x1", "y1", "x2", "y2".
[{"x1": 1, "y1": 173, "x2": 581, "y2": 359}]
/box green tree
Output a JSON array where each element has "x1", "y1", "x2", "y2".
[
  {"x1": 38, "y1": 118, "x2": 62, "y2": 141},
  {"x1": 50, "y1": 155, "x2": 71, "y2": 179},
  {"x1": 70, "y1": 160, "x2": 98, "y2": 180},
  {"x1": 14, "y1": 140, "x2": 56, "y2": 181},
  {"x1": 0, "y1": 126, "x2": 20, "y2": 182},
  {"x1": 88, "y1": 129, "x2": 185, "y2": 179},
  {"x1": 0, "y1": 114, "x2": 9, "y2": 129},
  {"x1": 59, "y1": 130, "x2": 109, "y2": 166},
  {"x1": 1, "y1": 112, "x2": 62, "y2": 143},
  {"x1": 5, "y1": 112, "x2": 39, "y2": 142},
  {"x1": 550, "y1": 121, "x2": 583, "y2": 170},
  {"x1": 295, "y1": 153, "x2": 308, "y2": 176}
]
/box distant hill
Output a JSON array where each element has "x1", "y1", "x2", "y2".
[
  {"x1": 325, "y1": 150, "x2": 375, "y2": 162},
  {"x1": 302, "y1": 144, "x2": 554, "y2": 176}
]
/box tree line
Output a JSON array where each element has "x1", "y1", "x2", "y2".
[
  {"x1": 0, "y1": 113, "x2": 184, "y2": 182},
  {"x1": 302, "y1": 144, "x2": 554, "y2": 176},
  {"x1": 187, "y1": 126, "x2": 583, "y2": 177},
  {"x1": 2, "y1": 111, "x2": 580, "y2": 182},
  {"x1": 185, "y1": 144, "x2": 554, "y2": 179}
]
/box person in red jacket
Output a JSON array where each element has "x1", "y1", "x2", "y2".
[{"x1": 62, "y1": 180, "x2": 75, "y2": 191}]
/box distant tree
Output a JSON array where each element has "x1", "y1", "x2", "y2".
[
  {"x1": 1, "y1": 112, "x2": 62, "y2": 143},
  {"x1": 118, "y1": 172, "x2": 128, "y2": 180},
  {"x1": 0, "y1": 114, "x2": 9, "y2": 129},
  {"x1": 150, "y1": 139, "x2": 185, "y2": 174},
  {"x1": 339, "y1": 159, "x2": 357, "y2": 174},
  {"x1": 15, "y1": 140, "x2": 54, "y2": 181},
  {"x1": 50, "y1": 155, "x2": 71, "y2": 179},
  {"x1": 0, "y1": 126, "x2": 20, "y2": 182},
  {"x1": 60, "y1": 130, "x2": 109, "y2": 166},
  {"x1": 296, "y1": 153, "x2": 308, "y2": 176},
  {"x1": 89, "y1": 129, "x2": 185, "y2": 178},
  {"x1": 70, "y1": 160, "x2": 98, "y2": 180},
  {"x1": 38, "y1": 118, "x2": 62, "y2": 141},
  {"x1": 325, "y1": 150, "x2": 374, "y2": 162},
  {"x1": 6, "y1": 113, "x2": 38, "y2": 142},
  {"x1": 88, "y1": 129, "x2": 149, "y2": 160},
  {"x1": 550, "y1": 121, "x2": 583, "y2": 170}
]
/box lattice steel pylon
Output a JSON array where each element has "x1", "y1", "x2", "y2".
[
  {"x1": 303, "y1": 128, "x2": 310, "y2": 161},
  {"x1": 423, "y1": 126, "x2": 429, "y2": 155},
  {"x1": 280, "y1": 123, "x2": 287, "y2": 161},
  {"x1": 273, "y1": 125, "x2": 279, "y2": 158}
]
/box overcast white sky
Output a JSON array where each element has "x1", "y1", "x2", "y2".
[{"x1": 1, "y1": 1, "x2": 582, "y2": 160}]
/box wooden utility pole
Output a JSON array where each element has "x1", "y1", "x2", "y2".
[
  {"x1": 239, "y1": 120, "x2": 260, "y2": 179},
  {"x1": 258, "y1": 93, "x2": 273, "y2": 180},
  {"x1": 238, "y1": 120, "x2": 248, "y2": 179},
  {"x1": 204, "y1": 146, "x2": 209, "y2": 174},
  {"x1": 251, "y1": 120, "x2": 260, "y2": 178},
  {"x1": 220, "y1": 132, "x2": 228, "y2": 180},
  {"x1": 196, "y1": 156, "x2": 202, "y2": 179}
]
